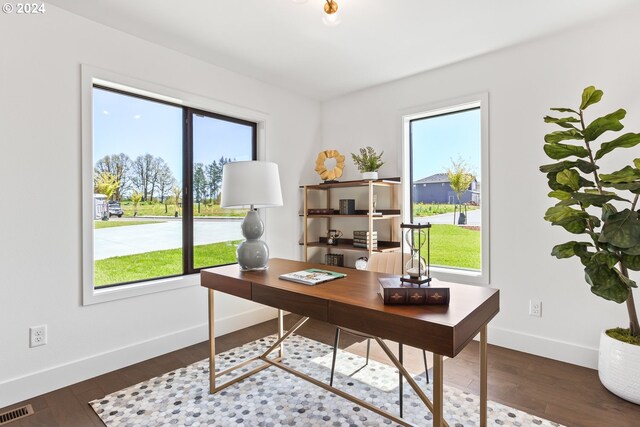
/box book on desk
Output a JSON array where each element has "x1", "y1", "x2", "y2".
[
  {"x1": 378, "y1": 277, "x2": 450, "y2": 305},
  {"x1": 279, "y1": 269, "x2": 346, "y2": 285}
]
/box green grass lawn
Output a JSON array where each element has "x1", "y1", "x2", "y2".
[
  {"x1": 419, "y1": 224, "x2": 481, "y2": 270},
  {"x1": 94, "y1": 220, "x2": 165, "y2": 229},
  {"x1": 118, "y1": 201, "x2": 246, "y2": 218},
  {"x1": 94, "y1": 241, "x2": 239, "y2": 287},
  {"x1": 413, "y1": 203, "x2": 478, "y2": 217}
]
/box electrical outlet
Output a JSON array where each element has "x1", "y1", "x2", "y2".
[
  {"x1": 529, "y1": 300, "x2": 542, "y2": 317},
  {"x1": 29, "y1": 325, "x2": 47, "y2": 347}
]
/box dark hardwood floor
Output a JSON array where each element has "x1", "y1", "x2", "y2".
[{"x1": 2, "y1": 315, "x2": 638, "y2": 426}]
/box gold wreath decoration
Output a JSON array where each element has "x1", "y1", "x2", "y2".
[{"x1": 314, "y1": 149, "x2": 345, "y2": 181}]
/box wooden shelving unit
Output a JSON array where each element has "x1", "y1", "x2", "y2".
[{"x1": 300, "y1": 178, "x2": 402, "y2": 267}]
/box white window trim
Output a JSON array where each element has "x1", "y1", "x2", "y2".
[
  {"x1": 81, "y1": 64, "x2": 269, "y2": 305},
  {"x1": 400, "y1": 92, "x2": 490, "y2": 286}
]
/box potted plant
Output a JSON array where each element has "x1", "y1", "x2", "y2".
[
  {"x1": 351, "y1": 146, "x2": 384, "y2": 180},
  {"x1": 540, "y1": 86, "x2": 640, "y2": 404}
]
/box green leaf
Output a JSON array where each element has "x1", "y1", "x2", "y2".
[
  {"x1": 544, "y1": 129, "x2": 584, "y2": 144},
  {"x1": 545, "y1": 172, "x2": 595, "y2": 192},
  {"x1": 546, "y1": 172, "x2": 573, "y2": 192},
  {"x1": 600, "y1": 181, "x2": 640, "y2": 194},
  {"x1": 539, "y1": 159, "x2": 597, "y2": 174},
  {"x1": 572, "y1": 192, "x2": 629, "y2": 207},
  {"x1": 589, "y1": 215, "x2": 602, "y2": 229},
  {"x1": 622, "y1": 244, "x2": 640, "y2": 256},
  {"x1": 595, "y1": 132, "x2": 640, "y2": 160},
  {"x1": 599, "y1": 166, "x2": 640, "y2": 184},
  {"x1": 551, "y1": 107, "x2": 579, "y2": 114},
  {"x1": 548, "y1": 190, "x2": 572, "y2": 201},
  {"x1": 634, "y1": 158, "x2": 640, "y2": 169},
  {"x1": 602, "y1": 203, "x2": 618, "y2": 222},
  {"x1": 549, "y1": 107, "x2": 580, "y2": 115},
  {"x1": 556, "y1": 169, "x2": 581, "y2": 191},
  {"x1": 622, "y1": 253, "x2": 640, "y2": 271},
  {"x1": 580, "y1": 86, "x2": 604, "y2": 110},
  {"x1": 551, "y1": 241, "x2": 592, "y2": 259},
  {"x1": 543, "y1": 143, "x2": 589, "y2": 160},
  {"x1": 544, "y1": 116, "x2": 580, "y2": 130},
  {"x1": 592, "y1": 251, "x2": 620, "y2": 269},
  {"x1": 544, "y1": 205, "x2": 589, "y2": 234},
  {"x1": 584, "y1": 264, "x2": 629, "y2": 303},
  {"x1": 599, "y1": 209, "x2": 640, "y2": 248},
  {"x1": 583, "y1": 109, "x2": 626, "y2": 142}
]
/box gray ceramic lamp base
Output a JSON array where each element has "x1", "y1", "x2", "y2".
[{"x1": 237, "y1": 210, "x2": 269, "y2": 271}]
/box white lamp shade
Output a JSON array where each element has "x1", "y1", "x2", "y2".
[{"x1": 220, "y1": 161, "x2": 283, "y2": 208}]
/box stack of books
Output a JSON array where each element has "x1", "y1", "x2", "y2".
[
  {"x1": 353, "y1": 230, "x2": 377, "y2": 249},
  {"x1": 325, "y1": 253, "x2": 344, "y2": 267},
  {"x1": 338, "y1": 199, "x2": 355, "y2": 215}
]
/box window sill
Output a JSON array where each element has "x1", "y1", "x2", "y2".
[
  {"x1": 82, "y1": 273, "x2": 201, "y2": 306},
  {"x1": 430, "y1": 266, "x2": 488, "y2": 286}
]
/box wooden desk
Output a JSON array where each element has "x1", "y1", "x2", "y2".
[{"x1": 201, "y1": 258, "x2": 499, "y2": 427}]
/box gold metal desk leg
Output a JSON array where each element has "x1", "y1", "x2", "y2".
[
  {"x1": 277, "y1": 309, "x2": 284, "y2": 358},
  {"x1": 433, "y1": 353, "x2": 444, "y2": 427},
  {"x1": 208, "y1": 289, "x2": 215, "y2": 394},
  {"x1": 480, "y1": 325, "x2": 488, "y2": 427}
]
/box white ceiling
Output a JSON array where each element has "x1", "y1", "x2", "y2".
[{"x1": 48, "y1": 0, "x2": 637, "y2": 101}]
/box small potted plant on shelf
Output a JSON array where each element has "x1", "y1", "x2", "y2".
[
  {"x1": 540, "y1": 85, "x2": 640, "y2": 404},
  {"x1": 351, "y1": 146, "x2": 384, "y2": 180}
]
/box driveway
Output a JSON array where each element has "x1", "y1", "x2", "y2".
[{"x1": 94, "y1": 218, "x2": 243, "y2": 260}]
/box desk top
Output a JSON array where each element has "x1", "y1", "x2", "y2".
[{"x1": 201, "y1": 258, "x2": 499, "y2": 357}]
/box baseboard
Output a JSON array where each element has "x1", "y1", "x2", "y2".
[
  {"x1": 487, "y1": 325, "x2": 598, "y2": 369},
  {"x1": 0, "y1": 305, "x2": 277, "y2": 409}
]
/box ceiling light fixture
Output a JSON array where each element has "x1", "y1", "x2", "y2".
[{"x1": 323, "y1": 0, "x2": 340, "y2": 26}]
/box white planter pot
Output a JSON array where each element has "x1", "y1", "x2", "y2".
[
  {"x1": 598, "y1": 330, "x2": 640, "y2": 404},
  {"x1": 362, "y1": 171, "x2": 378, "y2": 180}
]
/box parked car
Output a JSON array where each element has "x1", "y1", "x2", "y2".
[{"x1": 108, "y1": 201, "x2": 124, "y2": 218}]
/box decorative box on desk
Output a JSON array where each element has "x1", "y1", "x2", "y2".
[{"x1": 379, "y1": 277, "x2": 450, "y2": 305}]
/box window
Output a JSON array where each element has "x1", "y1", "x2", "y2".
[
  {"x1": 402, "y1": 94, "x2": 489, "y2": 285},
  {"x1": 82, "y1": 66, "x2": 263, "y2": 304}
]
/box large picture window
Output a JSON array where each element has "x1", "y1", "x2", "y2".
[
  {"x1": 402, "y1": 94, "x2": 489, "y2": 284},
  {"x1": 82, "y1": 69, "x2": 259, "y2": 304}
]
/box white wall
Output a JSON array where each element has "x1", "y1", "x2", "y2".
[
  {"x1": 320, "y1": 8, "x2": 640, "y2": 368},
  {"x1": 0, "y1": 6, "x2": 319, "y2": 407}
]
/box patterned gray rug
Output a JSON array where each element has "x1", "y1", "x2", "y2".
[{"x1": 90, "y1": 334, "x2": 562, "y2": 426}]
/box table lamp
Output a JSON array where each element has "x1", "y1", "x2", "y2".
[{"x1": 220, "y1": 161, "x2": 283, "y2": 270}]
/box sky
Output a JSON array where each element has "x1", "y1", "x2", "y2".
[
  {"x1": 411, "y1": 107, "x2": 481, "y2": 181},
  {"x1": 93, "y1": 88, "x2": 253, "y2": 183},
  {"x1": 93, "y1": 87, "x2": 479, "y2": 185}
]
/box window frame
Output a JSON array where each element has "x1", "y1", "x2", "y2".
[
  {"x1": 81, "y1": 65, "x2": 267, "y2": 305},
  {"x1": 400, "y1": 92, "x2": 490, "y2": 285}
]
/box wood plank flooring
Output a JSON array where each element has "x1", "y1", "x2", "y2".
[{"x1": 2, "y1": 315, "x2": 639, "y2": 426}]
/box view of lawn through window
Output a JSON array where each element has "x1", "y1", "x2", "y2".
[
  {"x1": 410, "y1": 107, "x2": 482, "y2": 271},
  {"x1": 92, "y1": 86, "x2": 254, "y2": 288}
]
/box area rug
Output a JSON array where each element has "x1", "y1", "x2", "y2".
[{"x1": 90, "y1": 334, "x2": 562, "y2": 426}]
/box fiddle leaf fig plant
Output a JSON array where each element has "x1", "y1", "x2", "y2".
[{"x1": 541, "y1": 86, "x2": 640, "y2": 339}]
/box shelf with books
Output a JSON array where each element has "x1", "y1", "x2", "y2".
[
  {"x1": 301, "y1": 178, "x2": 401, "y2": 267},
  {"x1": 300, "y1": 239, "x2": 401, "y2": 253}
]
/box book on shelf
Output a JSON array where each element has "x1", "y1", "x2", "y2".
[
  {"x1": 339, "y1": 199, "x2": 356, "y2": 215},
  {"x1": 279, "y1": 269, "x2": 346, "y2": 286},
  {"x1": 353, "y1": 230, "x2": 377, "y2": 237},
  {"x1": 353, "y1": 243, "x2": 378, "y2": 249},
  {"x1": 378, "y1": 277, "x2": 449, "y2": 305},
  {"x1": 307, "y1": 208, "x2": 336, "y2": 215}
]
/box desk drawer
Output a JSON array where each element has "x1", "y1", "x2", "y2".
[
  {"x1": 201, "y1": 273, "x2": 251, "y2": 300},
  {"x1": 252, "y1": 286, "x2": 327, "y2": 321}
]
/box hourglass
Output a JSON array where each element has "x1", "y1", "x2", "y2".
[{"x1": 400, "y1": 222, "x2": 432, "y2": 286}]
